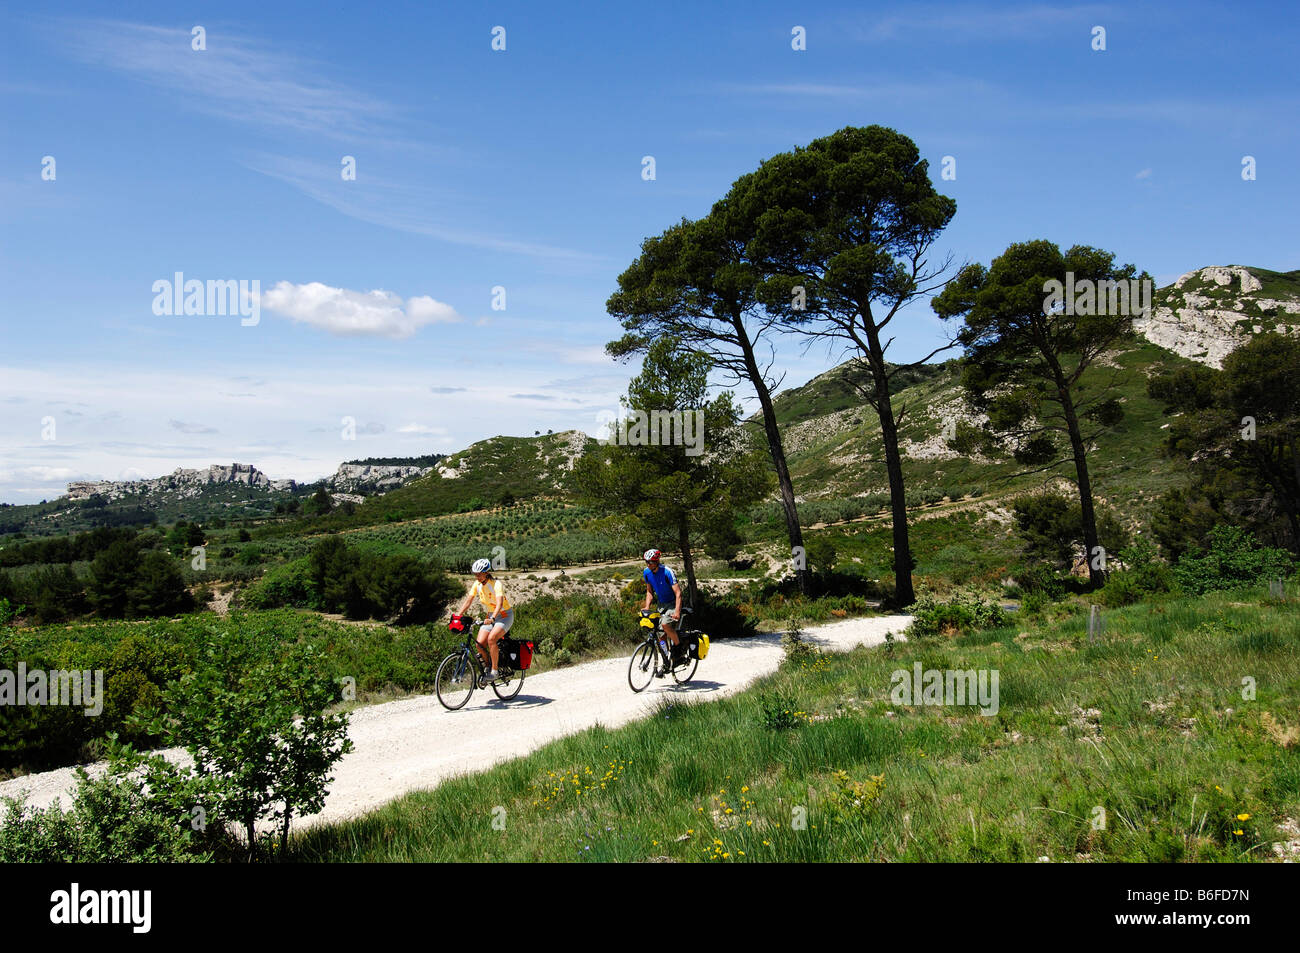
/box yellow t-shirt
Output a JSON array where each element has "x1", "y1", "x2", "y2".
[{"x1": 472, "y1": 579, "x2": 512, "y2": 614}]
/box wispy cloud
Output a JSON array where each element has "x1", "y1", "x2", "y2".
[
  {"x1": 858, "y1": 3, "x2": 1114, "y2": 42},
  {"x1": 245, "y1": 154, "x2": 606, "y2": 262},
  {"x1": 60, "y1": 20, "x2": 397, "y2": 138},
  {"x1": 261, "y1": 281, "x2": 461, "y2": 339},
  {"x1": 1135, "y1": 167, "x2": 1152, "y2": 179},
  {"x1": 718, "y1": 78, "x2": 994, "y2": 102},
  {"x1": 169, "y1": 419, "x2": 218, "y2": 434}
]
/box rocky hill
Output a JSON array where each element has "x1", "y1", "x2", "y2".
[
  {"x1": 1135, "y1": 265, "x2": 1300, "y2": 367},
  {"x1": 67, "y1": 463, "x2": 295, "y2": 502}
]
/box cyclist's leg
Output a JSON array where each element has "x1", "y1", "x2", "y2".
[
  {"x1": 659, "y1": 603, "x2": 681, "y2": 645},
  {"x1": 486, "y1": 624, "x2": 506, "y2": 670},
  {"x1": 475, "y1": 627, "x2": 492, "y2": 668}
]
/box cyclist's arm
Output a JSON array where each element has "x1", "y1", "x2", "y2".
[
  {"x1": 643, "y1": 583, "x2": 653, "y2": 612},
  {"x1": 672, "y1": 582, "x2": 682, "y2": 619},
  {"x1": 488, "y1": 581, "x2": 507, "y2": 622}
]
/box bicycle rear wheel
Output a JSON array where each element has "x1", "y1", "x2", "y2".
[
  {"x1": 628, "y1": 640, "x2": 656, "y2": 693},
  {"x1": 671, "y1": 643, "x2": 698, "y2": 684},
  {"x1": 492, "y1": 668, "x2": 525, "y2": 700},
  {"x1": 436, "y1": 651, "x2": 475, "y2": 710}
]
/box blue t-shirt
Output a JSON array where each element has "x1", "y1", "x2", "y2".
[{"x1": 644, "y1": 565, "x2": 678, "y2": 604}]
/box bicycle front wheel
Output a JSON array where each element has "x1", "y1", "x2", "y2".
[
  {"x1": 628, "y1": 640, "x2": 656, "y2": 693},
  {"x1": 436, "y1": 651, "x2": 475, "y2": 710},
  {"x1": 492, "y1": 668, "x2": 525, "y2": 701}
]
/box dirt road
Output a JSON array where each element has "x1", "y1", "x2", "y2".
[{"x1": 0, "y1": 614, "x2": 911, "y2": 830}]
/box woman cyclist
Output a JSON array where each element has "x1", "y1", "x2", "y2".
[{"x1": 453, "y1": 558, "x2": 515, "y2": 686}]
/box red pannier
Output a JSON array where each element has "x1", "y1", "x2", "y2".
[{"x1": 498, "y1": 638, "x2": 535, "y2": 671}]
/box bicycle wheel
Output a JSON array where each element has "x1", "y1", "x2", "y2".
[
  {"x1": 435, "y1": 651, "x2": 475, "y2": 710},
  {"x1": 492, "y1": 668, "x2": 525, "y2": 700},
  {"x1": 671, "y1": 638, "x2": 698, "y2": 684},
  {"x1": 628, "y1": 640, "x2": 657, "y2": 693}
]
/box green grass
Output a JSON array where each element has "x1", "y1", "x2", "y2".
[{"x1": 289, "y1": 587, "x2": 1300, "y2": 862}]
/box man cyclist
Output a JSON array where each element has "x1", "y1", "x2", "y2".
[
  {"x1": 453, "y1": 558, "x2": 514, "y2": 686},
  {"x1": 641, "y1": 548, "x2": 684, "y2": 672}
]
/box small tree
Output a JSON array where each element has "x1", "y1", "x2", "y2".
[
  {"x1": 308, "y1": 486, "x2": 334, "y2": 516},
  {"x1": 142, "y1": 629, "x2": 353, "y2": 860},
  {"x1": 88, "y1": 540, "x2": 139, "y2": 617},
  {"x1": 571, "y1": 337, "x2": 772, "y2": 604}
]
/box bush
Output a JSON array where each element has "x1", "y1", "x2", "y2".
[
  {"x1": 1015, "y1": 564, "x2": 1067, "y2": 600},
  {"x1": 1173, "y1": 525, "x2": 1295, "y2": 596},
  {"x1": 87, "y1": 541, "x2": 191, "y2": 619},
  {"x1": 0, "y1": 758, "x2": 220, "y2": 862},
  {"x1": 241, "y1": 557, "x2": 317, "y2": 610},
  {"x1": 910, "y1": 594, "x2": 1006, "y2": 638},
  {"x1": 759, "y1": 692, "x2": 803, "y2": 730}
]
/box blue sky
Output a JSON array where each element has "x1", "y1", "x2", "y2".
[{"x1": 2, "y1": 0, "x2": 1296, "y2": 503}]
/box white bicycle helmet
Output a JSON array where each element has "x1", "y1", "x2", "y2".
[
  {"x1": 471, "y1": 558, "x2": 492, "y2": 573},
  {"x1": 643, "y1": 548, "x2": 662, "y2": 562}
]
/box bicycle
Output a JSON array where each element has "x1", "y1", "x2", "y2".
[
  {"x1": 435, "y1": 616, "x2": 530, "y2": 710},
  {"x1": 628, "y1": 608, "x2": 704, "y2": 693}
]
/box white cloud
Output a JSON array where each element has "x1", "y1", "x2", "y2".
[
  {"x1": 261, "y1": 281, "x2": 461, "y2": 338},
  {"x1": 397, "y1": 423, "x2": 448, "y2": 435},
  {"x1": 1135, "y1": 168, "x2": 1152, "y2": 179}
]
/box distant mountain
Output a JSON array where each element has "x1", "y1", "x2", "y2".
[{"x1": 67, "y1": 463, "x2": 295, "y2": 502}]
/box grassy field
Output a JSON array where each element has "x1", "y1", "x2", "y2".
[{"x1": 289, "y1": 586, "x2": 1300, "y2": 862}]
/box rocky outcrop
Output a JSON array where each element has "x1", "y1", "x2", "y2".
[
  {"x1": 1135, "y1": 266, "x2": 1300, "y2": 368},
  {"x1": 329, "y1": 463, "x2": 432, "y2": 493},
  {"x1": 68, "y1": 463, "x2": 294, "y2": 501}
]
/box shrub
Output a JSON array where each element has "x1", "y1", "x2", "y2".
[
  {"x1": 826, "y1": 770, "x2": 886, "y2": 820},
  {"x1": 1173, "y1": 525, "x2": 1294, "y2": 596},
  {"x1": 759, "y1": 693, "x2": 803, "y2": 730},
  {"x1": 241, "y1": 557, "x2": 317, "y2": 610},
  {"x1": 1015, "y1": 564, "x2": 1067, "y2": 600},
  {"x1": 0, "y1": 757, "x2": 221, "y2": 862},
  {"x1": 781, "y1": 625, "x2": 818, "y2": 666},
  {"x1": 910, "y1": 594, "x2": 1006, "y2": 638}
]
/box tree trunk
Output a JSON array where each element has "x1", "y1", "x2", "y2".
[
  {"x1": 1058, "y1": 386, "x2": 1105, "y2": 588},
  {"x1": 860, "y1": 330, "x2": 915, "y2": 607},
  {"x1": 739, "y1": 337, "x2": 809, "y2": 593},
  {"x1": 279, "y1": 806, "x2": 292, "y2": 859},
  {"x1": 677, "y1": 516, "x2": 698, "y2": 607}
]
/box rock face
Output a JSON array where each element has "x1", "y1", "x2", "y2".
[
  {"x1": 1135, "y1": 265, "x2": 1300, "y2": 368},
  {"x1": 67, "y1": 463, "x2": 294, "y2": 501},
  {"x1": 329, "y1": 463, "x2": 432, "y2": 493}
]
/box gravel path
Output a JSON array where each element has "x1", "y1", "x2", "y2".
[{"x1": 0, "y1": 614, "x2": 911, "y2": 829}]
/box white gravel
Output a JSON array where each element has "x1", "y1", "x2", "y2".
[{"x1": 0, "y1": 614, "x2": 911, "y2": 830}]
